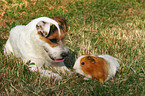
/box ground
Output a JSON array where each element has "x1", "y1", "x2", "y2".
[{"x1": 0, "y1": 0, "x2": 144, "y2": 95}]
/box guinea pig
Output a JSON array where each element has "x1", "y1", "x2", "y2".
[{"x1": 73, "y1": 54, "x2": 119, "y2": 84}]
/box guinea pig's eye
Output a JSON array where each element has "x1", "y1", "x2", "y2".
[{"x1": 81, "y1": 62, "x2": 85, "y2": 65}]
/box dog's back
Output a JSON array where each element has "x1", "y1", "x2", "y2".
[{"x1": 4, "y1": 25, "x2": 26, "y2": 56}]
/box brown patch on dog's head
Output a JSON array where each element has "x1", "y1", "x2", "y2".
[
  {"x1": 80, "y1": 55, "x2": 109, "y2": 83},
  {"x1": 38, "y1": 29, "x2": 65, "y2": 47},
  {"x1": 52, "y1": 16, "x2": 67, "y2": 32},
  {"x1": 37, "y1": 16, "x2": 67, "y2": 47}
]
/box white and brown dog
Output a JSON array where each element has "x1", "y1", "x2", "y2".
[{"x1": 4, "y1": 16, "x2": 69, "y2": 79}]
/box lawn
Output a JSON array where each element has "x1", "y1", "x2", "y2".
[{"x1": 0, "y1": 0, "x2": 145, "y2": 95}]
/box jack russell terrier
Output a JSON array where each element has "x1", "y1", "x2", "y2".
[{"x1": 4, "y1": 16, "x2": 70, "y2": 79}]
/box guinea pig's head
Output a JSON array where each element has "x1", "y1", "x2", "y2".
[{"x1": 73, "y1": 55, "x2": 109, "y2": 83}]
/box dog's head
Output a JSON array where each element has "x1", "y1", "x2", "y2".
[{"x1": 36, "y1": 16, "x2": 69, "y2": 62}]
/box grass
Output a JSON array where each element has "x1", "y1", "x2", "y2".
[{"x1": 0, "y1": 0, "x2": 145, "y2": 95}]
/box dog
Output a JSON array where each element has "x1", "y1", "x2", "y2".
[{"x1": 4, "y1": 16, "x2": 70, "y2": 79}]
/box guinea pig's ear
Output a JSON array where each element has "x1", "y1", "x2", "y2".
[
  {"x1": 91, "y1": 59, "x2": 96, "y2": 64},
  {"x1": 87, "y1": 56, "x2": 92, "y2": 60},
  {"x1": 87, "y1": 56, "x2": 96, "y2": 64}
]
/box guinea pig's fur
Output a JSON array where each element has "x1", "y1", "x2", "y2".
[{"x1": 73, "y1": 54, "x2": 119, "y2": 84}]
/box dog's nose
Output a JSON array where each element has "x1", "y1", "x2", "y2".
[{"x1": 61, "y1": 52, "x2": 68, "y2": 58}]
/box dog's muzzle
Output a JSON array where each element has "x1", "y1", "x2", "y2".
[{"x1": 44, "y1": 47, "x2": 68, "y2": 62}]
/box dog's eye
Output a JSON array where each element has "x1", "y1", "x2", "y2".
[
  {"x1": 49, "y1": 38, "x2": 57, "y2": 43},
  {"x1": 81, "y1": 62, "x2": 85, "y2": 65}
]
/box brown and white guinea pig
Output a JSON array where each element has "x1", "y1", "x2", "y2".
[{"x1": 73, "y1": 54, "x2": 119, "y2": 84}]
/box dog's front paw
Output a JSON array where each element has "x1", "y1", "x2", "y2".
[
  {"x1": 40, "y1": 70, "x2": 62, "y2": 80},
  {"x1": 51, "y1": 73, "x2": 62, "y2": 80},
  {"x1": 61, "y1": 66, "x2": 70, "y2": 72},
  {"x1": 57, "y1": 66, "x2": 72, "y2": 75}
]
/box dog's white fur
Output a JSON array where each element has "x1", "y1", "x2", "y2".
[{"x1": 4, "y1": 17, "x2": 69, "y2": 79}]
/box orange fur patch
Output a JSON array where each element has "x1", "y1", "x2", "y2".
[
  {"x1": 38, "y1": 29, "x2": 65, "y2": 47},
  {"x1": 80, "y1": 56, "x2": 108, "y2": 83}
]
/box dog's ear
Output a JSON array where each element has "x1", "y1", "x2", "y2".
[
  {"x1": 36, "y1": 21, "x2": 51, "y2": 37},
  {"x1": 52, "y1": 16, "x2": 67, "y2": 32}
]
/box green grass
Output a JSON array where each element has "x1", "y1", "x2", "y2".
[{"x1": 0, "y1": 0, "x2": 145, "y2": 95}]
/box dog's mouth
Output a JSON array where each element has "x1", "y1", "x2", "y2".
[
  {"x1": 44, "y1": 47, "x2": 65, "y2": 62},
  {"x1": 49, "y1": 56, "x2": 65, "y2": 62}
]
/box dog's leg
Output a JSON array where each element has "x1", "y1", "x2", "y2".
[
  {"x1": 39, "y1": 70, "x2": 62, "y2": 80},
  {"x1": 50, "y1": 62, "x2": 70, "y2": 74},
  {"x1": 28, "y1": 64, "x2": 62, "y2": 80},
  {"x1": 4, "y1": 39, "x2": 13, "y2": 55}
]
